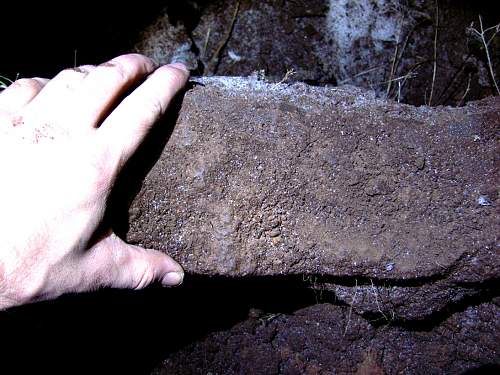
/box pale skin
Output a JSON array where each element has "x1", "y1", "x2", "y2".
[{"x1": 0, "y1": 54, "x2": 189, "y2": 310}]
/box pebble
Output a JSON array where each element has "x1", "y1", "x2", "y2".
[{"x1": 477, "y1": 195, "x2": 492, "y2": 206}]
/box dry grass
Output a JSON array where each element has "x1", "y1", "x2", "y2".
[
  {"x1": 206, "y1": 0, "x2": 241, "y2": 75},
  {"x1": 278, "y1": 68, "x2": 296, "y2": 84},
  {"x1": 468, "y1": 16, "x2": 500, "y2": 95},
  {"x1": 369, "y1": 279, "x2": 395, "y2": 324},
  {"x1": 428, "y1": 0, "x2": 439, "y2": 106},
  {"x1": 302, "y1": 274, "x2": 324, "y2": 304},
  {"x1": 0, "y1": 74, "x2": 15, "y2": 90},
  {"x1": 343, "y1": 278, "x2": 359, "y2": 336},
  {"x1": 458, "y1": 73, "x2": 473, "y2": 106}
]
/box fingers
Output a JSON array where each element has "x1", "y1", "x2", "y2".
[
  {"x1": 27, "y1": 65, "x2": 94, "y2": 108},
  {"x1": 20, "y1": 66, "x2": 95, "y2": 129},
  {"x1": 69, "y1": 54, "x2": 158, "y2": 127},
  {"x1": 0, "y1": 78, "x2": 49, "y2": 113},
  {"x1": 98, "y1": 63, "x2": 189, "y2": 169},
  {"x1": 83, "y1": 233, "x2": 184, "y2": 290},
  {"x1": 24, "y1": 54, "x2": 157, "y2": 129}
]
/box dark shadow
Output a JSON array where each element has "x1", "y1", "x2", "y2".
[
  {"x1": 461, "y1": 364, "x2": 500, "y2": 375},
  {"x1": 0, "y1": 276, "x2": 318, "y2": 375},
  {"x1": 1, "y1": 272, "x2": 498, "y2": 374},
  {"x1": 361, "y1": 278, "x2": 500, "y2": 330},
  {"x1": 0, "y1": 1, "x2": 167, "y2": 79}
]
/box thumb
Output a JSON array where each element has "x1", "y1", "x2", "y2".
[{"x1": 84, "y1": 233, "x2": 184, "y2": 290}]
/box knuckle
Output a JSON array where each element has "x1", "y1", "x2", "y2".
[
  {"x1": 10, "y1": 78, "x2": 43, "y2": 95},
  {"x1": 126, "y1": 248, "x2": 158, "y2": 290},
  {"x1": 121, "y1": 53, "x2": 156, "y2": 71},
  {"x1": 59, "y1": 68, "x2": 82, "y2": 78},
  {"x1": 97, "y1": 60, "x2": 137, "y2": 87},
  {"x1": 128, "y1": 91, "x2": 165, "y2": 121},
  {"x1": 107, "y1": 61, "x2": 129, "y2": 82},
  {"x1": 108, "y1": 243, "x2": 156, "y2": 290},
  {"x1": 73, "y1": 65, "x2": 96, "y2": 74},
  {"x1": 134, "y1": 266, "x2": 156, "y2": 290},
  {"x1": 144, "y1": 94, "x2": 166, "y2": 118},
  {"x1": 101, "y1": 54, "x2": 155, "y2": 83},
  {"x1": 56, "y1": 68, "x2": 87, "y2": 83},
  {"x1": 163, "y1": 66, "x2": 188, "y2": 86},
  {"x1": 126, "y1": 53, "x2": 149, "y2": 61}
]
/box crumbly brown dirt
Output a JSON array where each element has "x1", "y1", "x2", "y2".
[
  {"x1": 117, "y1": 78, "x2": 500, "y2": 374},
  {"x1": 127, "y1": 77, "x2": 498, "y2": 281},
  {"x1": 154, "y1": 301, "x2": 500, "y2": 375}
]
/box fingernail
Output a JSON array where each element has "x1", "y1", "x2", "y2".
[
  {"x1": 169, "y1": 62, "x2": 189, "y2": 74},
  {"x1": 162, "y1": 271, "x2": 184, "y2": 287}
]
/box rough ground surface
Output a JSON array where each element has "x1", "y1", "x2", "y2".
[
  {"x1": 121, "y1": 78, "x2": 500, "y2": 373},
  {"x1": 127, "y1": 77, "x2": 498, "y2": 279},
  {"x1": 134, "y1": 0, "x2": 500, "y2": 106},
  {"x1": 154, "y1": 301, "x2": 500, "y2": 375}
]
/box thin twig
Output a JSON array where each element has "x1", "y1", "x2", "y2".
[
  {"x1": 370, "y1": 279, "x2": 389, "y2": 322},
  {"x1": 386, "y1": 43, "x2": 399, "y2": 98},
  {"x1": 381, "y1": 71, "x2": 418, "y2": 85},
  {"x1": 428, "y1": 0, "x2": 439, "y2": 106},
  {"x1": 478, "y1": 16, "x2": 500, "y2": 95},
  {"x1": 388, "y1": 60, "x2": 426, "y2": 102},
  {"x1": 207, "y1": 0, "x2": 240, "y2": 75},
  {"x1": 202, "y1": 27, "x2": 211, "y2": 59},
  {"x1": 387, "y1": 22, "x2": 418, "y2": 100},
  {"x1": 486, "y1": 27, "x2": 500, "y2": 46},
  {"x1": 435, "y1": 52, "x2": 473, "y2": 105},
  {"x1": 400, "y1": 61, "x2": 426, "y2": 88},
  {"x1": 278, "y1": 68, "x2": 296, "y2": 84},
  {"x1": 392, "y1": 22, "x2": 418, "y2": 81},
  {"x1": 0, "y1": 74, "x2": 14, "y2": 89},
  {"x1": 458, "y1": 73, "x2": 472, "y2": 106},
  {"x1": 339, "y1": 66, "x2": 384, "y2": 85},
  {"x1": 343, "y1": 279, "x2": 359, "y2": 336},
  {"x1": 386, "y1": 7, "x2": 412, "y2": 99}
]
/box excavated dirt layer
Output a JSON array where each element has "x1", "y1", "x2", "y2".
[
  {"x1": 127, "y1": 77, "x2": 499, "y2": 281},
  {"x1": 154, "y1": 302, "x2": 500, "y2": 374},
  {"x1": 116, "y1": 78, "x2": 500, "y2": 373}
]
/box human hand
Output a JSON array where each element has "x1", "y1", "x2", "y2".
[{"x1": 0, "y1": 54, "x2": 189, "y2": 310}]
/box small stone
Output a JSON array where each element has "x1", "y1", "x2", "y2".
[
  {"x1": 248, "y1": 308, "x2": 264, "y2": 319},
  {"x1": 269, "y1": 228, "x2": 281, "y2": 237},
  {"x1": 477, "y1": 195, "x2": 492, "y2": 206},
  {"x1": 415, "y1": 157, "x2": 425, "y2": 170},
  {"x1": 385, "y1": 262, "x2": 395, "y2": 271}
]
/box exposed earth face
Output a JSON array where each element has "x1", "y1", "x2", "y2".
[
  {"x1": 122, "y1": 78, "x2": 498, "y2": 374},
  {"x1": 0, "y1": 1, "x2": 498, "y2": 374},
  {"x1": 154, "y1": 302, "x2": 499, "y2": 375}
]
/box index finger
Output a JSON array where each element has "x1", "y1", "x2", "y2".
[{"x1": 97, "y1": 63, "x2": 189, "y2": 170}]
